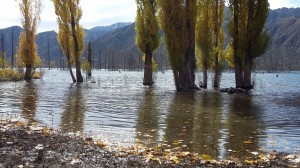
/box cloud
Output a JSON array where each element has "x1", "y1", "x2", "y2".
[
  {"x1": 1, "y1": 0, "x2": 299, "y2": 32},
  {"x1": 269, "y1": 0, "x2": 300, "y2": 9},
  {"x1": 0, "y1": 0, "x2": 136, "y2": 32}
]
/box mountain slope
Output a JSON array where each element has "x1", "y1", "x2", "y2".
[{"x1": 0, "y1": 22, "x2": 132, "y2": 67}]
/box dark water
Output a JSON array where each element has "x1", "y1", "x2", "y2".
[{"x1": 0, "y1": 70, "x2": 299, "y2": 159}]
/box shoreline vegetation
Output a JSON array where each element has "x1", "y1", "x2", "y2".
[
  {"x1": 0, "y1": 69, "x2": 44, "y2": 82},
  {"x1": 1, "y1": 119, "x2": 299, "y2": 167}
]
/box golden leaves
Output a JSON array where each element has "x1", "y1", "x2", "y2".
[{"x1": 95, "y1": 140, "x2": 107, "y2": 148}]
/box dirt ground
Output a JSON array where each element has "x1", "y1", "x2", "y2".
[{"x1": 1, "y1": 120, "x2": 299, "y2": 168}]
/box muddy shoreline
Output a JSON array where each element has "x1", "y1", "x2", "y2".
[{"x1": 1, "y1": 120, "x2": 299, "y2": 168}]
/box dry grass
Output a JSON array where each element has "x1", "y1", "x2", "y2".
[{"x1": 0, "y1": 69, "x2": 24, "y2": 82}]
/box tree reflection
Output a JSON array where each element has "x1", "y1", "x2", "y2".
[
  {"x1": 225, "y1": 95, "x2": 264, "y2": 158},
  {"x1": 135, "y1": 88, "x2": 159, "y2": 147},
  {"x1": 20, "y1": 81, "x2": 39, "y2": 123},
  {"x1": 192, "y1": 92, "x2": 222, "y2": 159},
  {"x1": 60, "y1": 84, "x2": 86, "y2": 133},
  {"x1": 164, "y1": 91, "x2": 196, "y2": 149}
]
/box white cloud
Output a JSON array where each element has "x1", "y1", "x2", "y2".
[
  {"x1": 1, "y1": 0, "x2": 299, "y2": 32},
  {"x1": 0, "y1": 0, "x2": 136, "y2": 32},
  {"x1": 269, "y1": 0, "x2": 300, "y2": 9}
]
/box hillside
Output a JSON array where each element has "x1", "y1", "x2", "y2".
[{"x1": 0, "y1": 22, "x2": 132, "y2": 68}]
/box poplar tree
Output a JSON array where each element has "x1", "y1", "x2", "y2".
[
  {"x1": 157, "y1": 0, "x2": 198, "y2": 90},
  {"x1": 53, "y1": 0, "x2": 85, "y2": 83},
  {"x1": 212, "y1": 0, "x2": 225, "y2": 88},
  {"x1": 17, "y1": 0, "x2": 42, "y2": 80},
  {"x1": 53, "y1": 0, "x2": 75, "y2": 82},
  {"x1": 196, "y1": 0, "x2": 213, "y2": 88},
  {"x1": 196, "y1": 0, "x2": 225, "y2": 88},
  {"x1": 228, "y1": 0, "x2": 269, "y2": 89},
  {"x1": 243, "y1": 0, "x2": 269, "y2": 89},
  {"x1": 135, "y1": 0, "x2": 160, "y2": 85}
]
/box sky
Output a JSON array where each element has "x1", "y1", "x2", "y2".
[{"x1": 0, "y1": 0, "x2": 300, "y2": 32}]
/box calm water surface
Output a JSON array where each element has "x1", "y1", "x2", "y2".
[{"x1": 0, "y1": 70, "x2": 299, "y2": 159}]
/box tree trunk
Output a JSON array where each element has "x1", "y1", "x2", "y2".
[
  {"x1": 213, "y1": 0, "x2": 220, "y2": 88},
  {"x1": 173, "y1": 0, "x2": 198, "y2": 91},
  {"x1": 235, "y1": 61, "x2": 243, "y2": 88},
  {"x1": 233, "y1": 0, "x2": 243, "y2": 88},
  {"x1": 24, "y1": 65, "x2": 33, "y2": 81},
  {"x1": 69, "y1": 2, "x2": 83, "y2": 83},
  {"x1": 67, "y1": 54, "x2": 76, "y2": 83},
  {"x1": 143, "y1": 52, "x2": 153, "y2": 85},
  {"x1": 201, "y1": 68, "x2": 208, "y2": 88},
  {"x1": 243, "y1": 56, "x2": 253, "y2": 89},
  {"x1": 75, "y1": 60, "x2": 83, "y2": 83}
]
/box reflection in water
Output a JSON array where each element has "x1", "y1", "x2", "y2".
[
  {"x1": 225, "y1": 95, "x2": 265, "y2": 158},
  {"x1": 164, "y1": 91, "x2": 196, "y2": 149},
  {"x1": 136, "y1": 88, "x2": 159, "y2": 146},
  {"x1": 60, "y1": 84, "x2": 86, "y2": 133},
  {"x1": 20, "y1": 81, "x2": 39, "y2": 123},
  {"x1": 192, "y1": 92, "x2": 222, "y2": 159}
]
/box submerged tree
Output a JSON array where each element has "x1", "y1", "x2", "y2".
[
  {"x1": 157, "y1": 0, "x2": 198, "y2": 90},
  {"x1": 135, "y1": 0, "x2": 160, "y2": 85},
  {"x1": 53, "y1": 0, "x2": 85, "y2": 83},
  {"x1": 243, "y1": 0, "x2": 269, "y2": 89},
  {"x1": 196, "y1": 0, "x2": 213, "y2": 88},
  {"x1": 212, "y1": 0, "x2": 225, "y2": 88},
  {"x1": 17, "y1": 0, "x2": 42, "y2": 80},
  {"x1": 228, "y1": 0, "x2": 269, "y2": 89},
  {"x1": 196, "y1": 0, "x2": 225, "y2": 88}
]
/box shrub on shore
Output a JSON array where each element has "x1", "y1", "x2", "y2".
[
  {"x1": 0, "y1": 69, "x2": 45, "y2": 81},
  {"x1": 0, "y1": 69, "x2": 24, "y2": 82}
]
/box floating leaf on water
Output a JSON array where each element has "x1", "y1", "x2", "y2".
[
  {"x1": 243, "y1": 140, "x2": 253, "y2": 144},
  {"x1": 201, "y1": 154, "x2": 212, "y2": 160}
]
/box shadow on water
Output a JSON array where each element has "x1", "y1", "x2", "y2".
[
  {"x1": 225, "y1": 94, "x2": 265, "y2": 158},
  {"x1": 60, "y1": 83, "x2": 86, "y2": 133},
  {"x1": 164, "y1": 91, "x2": 196, "y2": 150},
  {"x1": 192, "y1": 91, "x2": 223, "y2": 159},
  {"x1": 20, "y1": 81, "x2": 39, "y2": 124},
  {"x1": 136, "y1": 87, "x2": 159, "y2": 146}
]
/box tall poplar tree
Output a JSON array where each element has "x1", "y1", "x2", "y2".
[
  {"x1": 17, "y1": 0, "x2": 42, "y2": 80},
  {"x1": 53, "y1": 0, "x2": 85, "y2": 83},
  {"x1": 212, "y1": 0, "x2": 225, "y2": 88},
  {"x1": 157, "y1": 0, "x2": 198, "y2": 90},
  {"x1": 228, "y1": 0, "x2": 269, "y2": 89},
  {"x1": 243, "y1": 0, "x2": 269, "y2": 89},
  {"x1": 135, "y1": 0, "x2": 160, "y2": 85},
  {"x1": 53, "y1": 0, "x2": 75, "y2": 82},
  {"x1": 196, "y1": 0, "x2": 213, "y2": 88},
  {"x1": 196, "y1": 0, "x2": 225, "y2": 88}
]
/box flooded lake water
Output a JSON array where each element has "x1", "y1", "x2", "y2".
[{"x1": 1, "y1": 70, "x2": 299, "y2": 159}]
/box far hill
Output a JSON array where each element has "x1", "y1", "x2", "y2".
[{"x1": 0, "y1": 22, "x2": 132, "y2": 68}]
